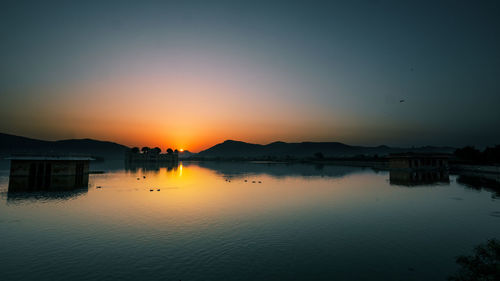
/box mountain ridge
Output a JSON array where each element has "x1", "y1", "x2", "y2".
[
  {"x1": 0, "y1": 133, "x2": 457, "y2": 160},
  {"x1": 196, "y1": 139, "x2": 455, "y2": 159},
  {"x1": 0, "y1": 132, "x2": 129, "y2": 159}
]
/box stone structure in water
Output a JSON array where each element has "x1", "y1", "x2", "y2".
[{"x1": 7, "y1": 156, "x2": 93, "y2": 191}]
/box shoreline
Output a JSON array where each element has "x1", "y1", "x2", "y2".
[{"x1": 182, "y1": 158, "x2": 500, "y2": 174}]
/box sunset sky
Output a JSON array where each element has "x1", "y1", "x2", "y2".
[{"x1": 1, "y1": 0, "x2": 499, "y2": 152}]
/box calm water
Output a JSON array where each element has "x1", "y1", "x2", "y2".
[{"x1": 0, "y1": 161, "x2": 499, "y2": 281}]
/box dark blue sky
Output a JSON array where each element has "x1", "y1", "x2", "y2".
[{"x1": 1, "y1": 0, "x2": 499, "y2": 149}]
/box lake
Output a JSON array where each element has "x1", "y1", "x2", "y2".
[{"x1": 0, "y1": 161, "x2": 499, "y2": 281}]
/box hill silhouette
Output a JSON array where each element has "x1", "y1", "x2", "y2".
[
  {"x1": 1, "y1": 133, "x2": 457, "y2": 161},
  {"x1": 0, "y1": 132, "x2": 129, "y2": 159},
  {"x1": 196, "y1": 139, "x2": 455, "y2": 159}
]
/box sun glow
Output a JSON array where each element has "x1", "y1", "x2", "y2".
[{"x1": 179, "y1": 149, "x2": 184, "y2": 152}]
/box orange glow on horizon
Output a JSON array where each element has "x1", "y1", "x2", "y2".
[{"x1": 5, "y1": 57, "x2": 356, "y2": 152}]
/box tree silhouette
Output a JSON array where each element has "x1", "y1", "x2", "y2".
[
  {"x1": 483, "y1": 145, "x2": 500, "y2": 164},
  {"x1": 449, "y1": 239, "x2": 500, "y2": 281},
  {"x1": 141, "y1": 147, "x2": 151, "y2": 154},
  {"x1": 455, "y1": 146, "x2": 481, "y2": 162},
  {"x1": 314, "y1": 152, "x2": 324, "y2": 159},
  {"x1": 166, "y1": 148, "x2": 173, "y2": 154},
  {"x1": 454, "y1": 145, "x2": 500, "y2": 164},
  {"x1": 152, "y1": 147, "x2": 161, "y2": 154},
  {"x1": 130, "y1": 147, "x2": 140, "y2": 154}
]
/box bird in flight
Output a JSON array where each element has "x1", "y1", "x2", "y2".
[{"x1": 400, "y1": 99, "x2": 405, "y2": 103}]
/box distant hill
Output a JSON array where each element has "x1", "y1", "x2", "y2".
[
  {"x1": 178, "y1": 150, "x2": 195, "y2": 159},
  {"x1": 196, "y1": 140, "x2": 455, "y2": 159},
  {"x1": 0, "y1": 133, "x2": 129, "y2": 159},
  {"x1": 0, "y1": 133, "x2": 457, "y2": 161}
]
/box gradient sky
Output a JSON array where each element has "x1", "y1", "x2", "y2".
[{"x1": 1, "y1": 0, "x2": 499, "y2": 151}]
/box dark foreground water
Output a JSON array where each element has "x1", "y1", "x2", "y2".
[{"x1": 0, "y1": 161, "x2": 499, "y2": 281}]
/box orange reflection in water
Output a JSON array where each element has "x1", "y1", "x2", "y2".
[{"x1": 83, "y1": 163, "x2": 384, "y2": 232}]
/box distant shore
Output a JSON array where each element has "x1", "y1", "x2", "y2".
[{"x1": 183, "y1": 157, "x2": 500, "y2": 174}]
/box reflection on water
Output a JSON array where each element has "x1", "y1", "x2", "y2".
[
  {"x1": 193, "y1": 161, "x2": 372, "y2": 179},
  {"x1": 0, "y1": 162, "x2": 499, "y2": 281},
  {"x1": 124, "y1": 160, "x2": 179, "y2": 172},
  {"x1": 8, "y1": 174, "x2": 89, "y2": 192},
  {"x1": 457, "y1": 173, "x2": 500, "y2": 199},
  {"x1": 6, "y1": 187, "x2": 88, "y2": 203},
  {"x1": 389, "y1": 170, "x2": 450, "y2": 187}
]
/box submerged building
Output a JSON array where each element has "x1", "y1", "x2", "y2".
[
  {"x1": 388, "y1": 153, "x2": 451, "y2": 186},
  {"x1": 389, "y1": 170, "x2": 450, "y2": 186},
  {"x1": 388, "y1": 153, "x2": 450, "y2": 171},
  {"x1": 7, "y1": 156, "x2": 93, "y2": 191}
]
